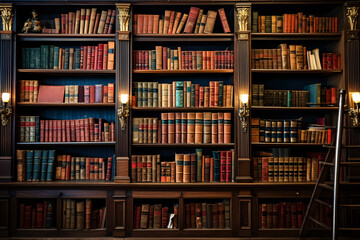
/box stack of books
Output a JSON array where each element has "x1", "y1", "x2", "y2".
[
  {"x1": 19, "y1": 201, "x2": 55, "y2": 228},
  {"x1": 134, "y1": 203, "x2": 178, "y2": 229}
]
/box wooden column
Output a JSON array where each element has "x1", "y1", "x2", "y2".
[
  {"x1": 112, "y1": 190, "x2": 126, "y2": 237},
  {"x1": 0, "y1": 191, "x2": 9, "y2": 237},
  {"x1": 235, "y1": 3, "x2": 251, "y2": 182},
  {"x1": 114, "y1": 3, "x2": 131, "y2": 183},
  {"x1": 0, "y1": 3, "x2": 14, "y2": 182}
]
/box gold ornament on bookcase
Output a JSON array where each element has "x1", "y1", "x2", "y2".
[
  {"x1": 0, "y1": 92, "x2": 12, "y2": 127},
  {"x1": 0, "y1": 4, "x2": 14, "y2": 31},
  {"x1": 116, "y1": 3, "x2": 130, "y2": 32},
  {"x1": 347, "y1": 6, "x2": 359, "y2": 30},
  {"x1": 118, "y1": 94, "x2": 130, "y2": 131},
  {"x1": 236, "y1": 7, "x2": 250, "y2": 32}
]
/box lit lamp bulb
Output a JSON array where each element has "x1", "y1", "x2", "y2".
[
  {"x1": 240, "y1": 94, "x2": 249, "y2": 106},
  {"x1": 120, "y1": 94, "x2": 128, "y2": 105},
  {"x1": 352, "y1": 92, "x2": 360, "y2": 104},
  {"x1": 2, "y1": 93, "x2": 10, "y2": 104}
]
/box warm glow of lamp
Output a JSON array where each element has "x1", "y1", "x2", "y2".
[
  {"x1": 2, "y1": 93, "x2": 10, "y2": 104},
  {"x1": 352, "y1": 92, "x2": 360, "y2": 104},
  {"x1": 120, "y1": 94, "x2": 128, "y2": 104},
  {"x1": 240, "y1": 94, "x2": 249, "y2": 105}
]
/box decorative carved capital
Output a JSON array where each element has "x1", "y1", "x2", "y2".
[
  {"x1": 347, "y1": 6, "x2": 359, "y2": 30},
  {"x1": 117, "y1": 31, "x2": 130, "y2": 40},
  {"x1": 237, "y1": 32, "x2": 249, "y2": 40},
  {"x1": 236, "y1": 7, "x2": 250, "y2": 32},
  {"x1": 0, "y1": 4, "x2": 14, "y2": 31},
  {"x1": 116, "y1": 3, "x2": 131, "y2": 32}
]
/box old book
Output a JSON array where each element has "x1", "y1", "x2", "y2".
[
  {"x1": 140, "y1": 204, "x2": 149, "y2": 228},
  {"x1": 218, "y1": 8, "x2": 230, "y2": 33},
  {"x1": 194, "y1": 9, "x2": 204, "y2": 34},
  {"x1": 176, "y1": 14, "x2": 188, "y2": 33},
  {"x1": 204, "y1": 10, "x2": 217, "y2": 34},
  {"x1": 172, "y1": 12, "x2": 182, "y2": 34},
  {"x1": 187, "y1": 113, "x2": 195, "y2": 143},
  {"x1": 184, "y1": 7, "x2": 200, "y2": 33},
  {"x1": 163, "y1": 10, "x2": 171, "y2": 34},
  {"x1": 183, "y1": 154, "x2": 191, "y2": 183},
  {"x1": 97, "y1": 10, "x2": 107, "y2": 34},
  {"x1": 37, "y1": 85, "x2": 64, "y2": 103}
]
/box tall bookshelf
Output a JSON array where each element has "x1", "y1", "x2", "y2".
[{"x1": 0, "y1": 0, "x2": 360, "y2": 239}]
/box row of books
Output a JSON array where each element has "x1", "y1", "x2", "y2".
[
  {"x1": 251, "y1": 45, "x2": 341, "y2": 70},
  {"x1": 19, "y1": 201, "x2": 54, "y2": 228},
  {"x1": 21, "y1": 42, "x2": 115, "y2": 70},
  {"x1": 251, "y1": 84, "x2": 338, "y2": 107},
  {"x1": 133, "y1": 81, "x2": 233, "y2": 108},
  {"x1": 19, "y1": 117, "x2": 115, "y2": 143},
  {"x1": 62, "y1": 199, "x2": 106, "y2": 230},
  {"x1": 259, "y1": 201, "x2": 331, "y2": 229},
  {"x1": 19, "y1": 82, "x2": 115, "y2": 104},
  {"x1": 133, "y1": 7, "x2": 230, "y2": 34},
  {"x1": 252, "y1": 12, "x2": 338, "y2": 33},
  {"x1": 253, "y1": 155, "x2": 321, "y2": 182},
  {"x1": 132, "y1": 112, "x2": 232, "y2": 144},
  {"x1": 130, "y1": 150, "x2": 234, "y2": 183},
  {"x1": 42, "y1": 8, "x2": 115, "y2": 34},
  {"x1": 251, "y1": 118, "x2": 331, "y2": 144},
  {"x1": 133, "y1": 48, "x2": 234, "y2": 70},
  {"x1": 135, "y1": 203, "x2": 177, "y2": 229},
  {"x1": 185, "y1": 200, "x2": 230, "y2": 229}
]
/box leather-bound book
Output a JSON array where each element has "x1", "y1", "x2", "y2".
[
  {"x1": 76, "y1": 201, "x2": 84, "y2": 230},
  {"x1": 175, "y1": 153, "x2": 183, "y2": 183},
  {"x1": 24, "y1": 205, "x2": 32, "y2": 228},
  {"x1": 187, "y1": 113, "x2": 195, "y2": 143},
  {"x1": 134, "y1": 205, "x2": 141, "y2": 229},
  {"x1": 153, "y1": 15, "x2": 159, "y2": 34},
  {"x1": 211, "y1": 204, "x2": 218, "y2": 228},
  {"x1": 17, "y1": 150, "x2": 25, "y2": 182},
  {"x1": 97, "y1": 10, "x2": 107, "y2": 34},
  {"x1": 223, "y1": 112, "x2": 231, "y2": 143},
  {"x1": 199, "y1": 14, "x2": 207, "y2": 34},
  {"x1": 35, "y1": 202, "x2": 44, "y2": 228},
  {"x1": 206, "y1": 204, "x2": 212, "y2": 228},
  {"x1": 195, "y1": 203, "x2": 201, "y2": 228},
  {"x1": 163, "y1": 10, "x2": 171, "y2": 34},
  {"x1": 168, "y1": 11, "x2": 176, "y2": 34},
  {"x1": 218, "y1": 8, "x2": 230, "y2": 33},
  {"x1": 167, "y1": 112, "x2": 175, "y2": 143},
  {"x1": 181, "y1": 112, "x2": 187, "y2": 143},
  {"x1": 161, "y1": 206, "x2": 169, "y2": 228},
  {"x1": 107, "y1": 10, "x2": 116, "y2": 34},
  {"x1": 141, "y1": 155, "x2": 147, "y2": 182},
  {"x1": 260, "y1": 203, "x2": 266, "y2": 228},
  {"x1": 195, "y1": 112, "x2": 203, "y2": 143},
  {"x1": 131, "y1": 155, "x2": 137, "y2": 182},
  {"x1": 176, "y1": 14, "x2": 188, "y2": 33},
  {"x1": 204, "y1": 157, "x2": 210, "y2": 182},
  {"x1": 218, "y1": 202, "x2": 225, "y2": 228},
  {"x1": 172, "y1": 12, "x2": 182, "y2": 34},
  {"x1": 175, "y1": 113, "x2": 181, "y2": 143},
  {"x1": 70, "y1": 200, "x2": 75, "y2": 229},
  {"x1": 170, "y1": 161, "x2": 176, "y2": 183},
  {"x1": 185, "y1": 203, "x2": 191, "y2": 228},
  {"x1": 148, "y1": 205, "x2": 154, "y2": 228},
  {"x1": 184, "y1": 7, "x2": 200, "y2": 33},
  {"x1": 160, "y1": 162, "x2": 166, "y2": 182},
  {"x1": 201, "y1": 203, "x2": 207, "y2": 228},
  {"x1": 266, "y1": 203, "x2": 272, "y2": 228},
  {"x1": 211, "y1": 113, "x2": 218, "y2": 143},
  {"x1": 161, "y1": 113, "x2": 168, "y2": 143},
  {"x1": 224, "y1": 199, "x2": 230, "y2": 228},
  {"x1": 166, "y1": 162, "x2": 171, "y2": 182},
  {"x1": 140, "y1": 204, "x2": 149, "y2": 228},
  {"x1": 148, "y1": 15, "x2": 153, "y2": 34},
  {"x1": 147, "y1": 155, "x2": 152, "y2": 182},
  {"x1": 290, "y1": 203, "x2": 297, "y2": 228},
  {"x1": 153, "y1": 204, "x2": 161, "y2": 228},
  {"x1": 194, "y1": 9, "x2": 203, "y2": 34},
  {"x1": 203, "y1": 112, "x2": 211, "y2": 143},
  {"x1": 217, "y1": 112, "x2": 224, "y2": 143},
  {"x1": 189, "y1": 202, "x2": 195, "y2": 228},
  {"x1": 204, "y1": 10, "x2": 217, "y2": 34},
  {"x1": 190, "y1": 154, "x2": 196, "y2": 183},
  {"x1": 183, "y1": 154, "x2": 190, "y2": 183}
]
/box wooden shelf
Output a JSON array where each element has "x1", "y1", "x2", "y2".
[
  {"x1": 17, "y1": 33, "x2": 115, "y2": 41},
  {"x1": 132, "y1": 143, "x2": 235, "y2": 147},
  {"x1": 132, "y1": 107, "x2": 234, "y2": 111},
  {"x1": 133, "y1": 69, "x2": 234, "y2": 74},
  {"x1": 251, "y1": 142, "x2": 326, "y2": 147},
  {"x1": 251, "y1": 106, "x2": 338, "y2": 111},
  {"x1": 17, "y1": 102, "x2": 115, "y2": 107},
  {"x1": 251, "y1": 32, "x2": 341, "y2": 40},
  {"x1": 133, "y1": 33, "x2": 234, "y2": 42},
  {"x1": 251, "y1": 69, "x2": 342, "y2": 74},
  {"x1": 17, "y1": 69, "x2": 116, "y2": 74},
  {"x1": 17, "y1": 142, "x2": 115, "y2": 146}
]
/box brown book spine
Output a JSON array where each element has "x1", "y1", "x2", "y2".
[{"x1": 184, "y1": 7, "x2": 200, "y2": 33}]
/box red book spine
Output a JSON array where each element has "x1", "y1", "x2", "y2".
[
  {"x1": 80, "y1": 46, "x2": 84, "y2": 69},
  {"x1": 94, "y1": 46, "x2": 98, "y2": 70},
  {"x1": 322, "y1": 53, "x2": 327, "y2": 70},
  {"x1": 86, "y1": 46, "x2": 92, "y2": 70},
  {"x1": 40, "y1": 120, "x2": 45, "y2": 142},
  {"x1": 181, "y1": 51, "x2": 185, "y2": 70},
  {"x1": 70, "y1": 120, "x2": 76, "y2": 142},
  {"x1": 80, "y1": 119, "x2": 85, "y2": 142},
  {"x1": 19, "y1": 203, "x2": 25, "y2": 228},
  {"x1": 106, "y1": 156, "x2": 112, "y2": 181},
  {"x1": 84, "y1": 118, "x2": 90, "y2": 141},
  {"x1": 89, "y1": 119, "x2": 94, "y2": 142},
  {"x1": 65, "y1": 155, "x2": 71, "y2": 180},
  {"x1": 85, "y1": 157, "x2": 90, "y2": 179},
  {"x1": 36, "y1": 203, "x2": 44, "y2": 228},
  {"x1": 135, "y1": 206, "x2": 141, "y2": 229},
  {"x1": 161, "y1": 113, "x2": 168, "y2": 143},
  {"x1": 220, "y1": 151, "x2": 226, "y2": 182},
  {"x1": 48, "y1": 120, "x2": 53, "y2": 142},
  {"x1": 65, "y1": 120, "x2": 71, "y2": 142},
  {"x1": 90, "y1": 46, "x2": 95, "y2": 70},
  {"x1": 145, "y1": 50, "x2": 149, "y2": 70},
  {"x1": 57, "y1": 120, "x2": 62, "y2": 142},
  {"x1": 83, "y1": 46, "x2": 88, "y2": 70},
  {"x1": 262, "y1": 157, "x2": 268, "y2": 182},
  {"x1": 98, "y1": 118, "x2": 103, "y2": 142},
  {"x1": 94, "y1": 124, "x2": 99, "y2": 141},
  {"x1": 52, "y1": 120, "x2": 56, "y2": 142},
  {"x1": 90, "y1": 158, "x2": 94, "y2": 180},
  {"x1": 107, "y1": 10, "x2": 116, "y2": 34},
  {"x1": 327, "y1": 53, "x2": 333, "y2": 70},
  {"x1": 61, "y1": 14, "x2": 66, "y2": 34},
  {"x1": 24, "y1": 206, "x2": 32, "y2": 228},
  {"x1": 162, "y1": 47, "x2": 168, "y2": 70},
  {"x1": 97, "y1": 44, "x2": 104, "y2": 70},
  {"x1": 61, "y1": 120, "x2": 66, "y2": 142},
  {"x1": 221, "y1": 52, "x2": 225, "y2": 69},
  {"x1": 89, "y1": 85, "x2": 95, "y2": 103},
  {"x1": 44, "y1": 120, "x2": 49, "y2": 142},
  {"x1": 226, "y1": 151, "x2": 232, "y2": 182},
  {"x1": 195, "y1": 84, "x2": 199, "y2": 107},
  {"x1": 75, "y1": 119, "x2": 81, "y2": 142}
]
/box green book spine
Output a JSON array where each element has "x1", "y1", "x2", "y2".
[
  {"x1": 40, "y1": 150, "x2": 48, "y2": 181},
  {"x1": 190, "y1": 84, "x2": 195, "y2": 107},
  {"x1": 287, "y1": 90, "x2": 291, "y2": 107},
  {"x1": 21, "y1": 48, "x2": 26, "y2": 68},
  {"x1": 32, "y1": 150, "x2": 42, "y2": 181},
  {"x1": 40, "y1": 45, "x2": 49, "y2": 69},
  {"x1": 142, "y1": 82, "x2": 148, "y2": 107},
  {"x1": 54, "y1": 47, "x2": 59, "y2": 69},
  {"x1": 196, "y1": 148, "x2": 202, "y2": 182},
  {"x1": 175, "y1": 81, "x2": 184, "y2": 107},
  {"x1": 49, "y1": 46, "x2": 54, "y2": 69},
  {"x1": 265, "y1": 16, "x2": 271, "y2": 33},
  {"x1": 252, "y1": 11, "x2": 258, "y2": 32},
  {"x1": 25, "y1": 150, "x2": 34, "y2": 181},
  {"x1": 196, "y1": 51, "x2": 202, "y2": 70},
  {"x1": 34, "y1": 48, "x2": 41, "y2": 69},
  {"x1": 218, "y1": 81, "x2": 224, "y2": 107},
  {"x1": 35, "y1": 116, "x2": 40, "y2": 142},
  {"x1": 64, "y1": 48, "x2": 69, "y2": 69},
  {"x1": 25, "y1": 48, "x2": 30, "y2": 69},
  {"x1": 29, "y1": 48, "x2": 36, "y2": 69},
  {"x1": 153, "y1": 82, "x2": 158, "y2": 107},
  {"x1": 151, "y1": 50, "x2": 156, "y2": 70},
  {"x1": 46, "y1": 150, "x2": 55, "y2": 181}
]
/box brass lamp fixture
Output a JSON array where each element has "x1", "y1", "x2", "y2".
[
  {"x1": 118, "y1": 94, "x2": 130, "y2": 130},
  {"x1": 0, "y1": 92, "x2": 12, "y2": 127},
  {"x1": 349, "y1": 92, "x2": 360, "y2": 126},
  {"x1": 239, "y1": 94, "x2": 250, "y2": 133}
]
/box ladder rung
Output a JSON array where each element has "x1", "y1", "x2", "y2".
[
  {"x1": 308, "y1": 216, "x2": 332, "y2": 231},
  {"x1": 315, "y1": 199, "x2": 332, "y2": 208},
  {"x1": 319, "y1": 161, "x2": 334, "y2": 166},
  {"x1": 339, "y1": 204, "x2": 360, "y2": 208},
  {"x1": 319, "y1": 183, "x2": 334, "y2": 191}
]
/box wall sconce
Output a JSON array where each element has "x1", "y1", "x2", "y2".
[
  {"x1": 349, "y1": 92, "x2": 360, "y2": 126},
  {"x1": 0, "y1": 92, "x2": 12, "y2": 127},
  {"x1": 239, "y1": 94, "x2": 250, "y2": 133},
  {"x1": 118, "y1": 94, "x2": 129, "y2": 130}
]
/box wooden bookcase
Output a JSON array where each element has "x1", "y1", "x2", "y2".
[{"x1": 0, "y1": 0, "x2": 360, "y2": 239}]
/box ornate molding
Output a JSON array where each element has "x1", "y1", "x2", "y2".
[
  {"x1": 236, "y1": 7, "x2": 250, "y2": 32},
  {"x1": 347, "y1": 6, "x2": 359, "y2": 30},
  {"x1": 0, "y1": 4, "x2": 13, "y2": 31},
  {"x1": 237, "y1": 32, "x2": 249, "y2": 40},
  {"x1": 345, "y1": 30, "x2": 360, "y2": 40},
  {"x1": 117, "y1": 31, "x2": 130, "y2": 41},
  {"x1": 116, "y1": 3, "x2": 130, "y2": 32}
]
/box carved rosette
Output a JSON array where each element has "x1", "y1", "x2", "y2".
[
  {"x1": 0, "y1": 4, "x2": 14, "y2": 31},
  {"x1": 236, "y1": 7, "x2": 250, "y2": 32},
  {"x1": 347, "y1": 6, "x2": 359, "y2": 30},
  {"x1": 116, "y1": 3, "x2": 130, "y2": 32}
]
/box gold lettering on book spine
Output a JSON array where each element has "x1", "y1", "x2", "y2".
[
  {"x1": 116, "y1": 4, "x2": 130, "y2": 32},
  {"x1": 0, "y1": 4, "x2": 14, "y2": 31},
  {"x1": 347, "y1": 6, "x2": 359, "y2": 30},
  {"x1": 236, "y1": 7, "x2": 250, "y2": 32}
]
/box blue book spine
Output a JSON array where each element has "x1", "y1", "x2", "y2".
[
  {"x1": 53, "y1": 47, "x2": 59, "y2": 69},
  {"x1": 46, "y1": 150, "x2": 55, "y2": 181},
  {"x1": 35, "y1": 116, "x2": 40, "y2": 142},
  {"x1": 32, "y1": 150, "x2": 42, "y2": 181},
  {"x1": 49, "y1": 46, "x2": 54, "y2": 69},
  {"x1": 29, "y1": 48, "x2": 35, "y2": 69},
  {"x1": 64, "y1": 48, "x2": 69, "y2": 69},
  {"x1": 75, "y1": 48, "x2": 81, "y2": 69},
  {"x1": 40, "y1": 45, "x2": 49, "y2": 69},
  {"x1": 25, "y1": 150, "x2": 34, "y2": 181},
  {"x1": 34, "y1": 48, "x2": 41, "y2": 69},
  {"x1": 212, "y1": 151, "x2": 220, "y2": 182},
  {"x1": 175, "y1": 81, "x2": 184, "y2": 107},
  {"x1": 40, "y1": 150, "x2": 48, "y2": 181},
  {"x1": 21, "y1": 48, "x2": 26, "y2": 68}
]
